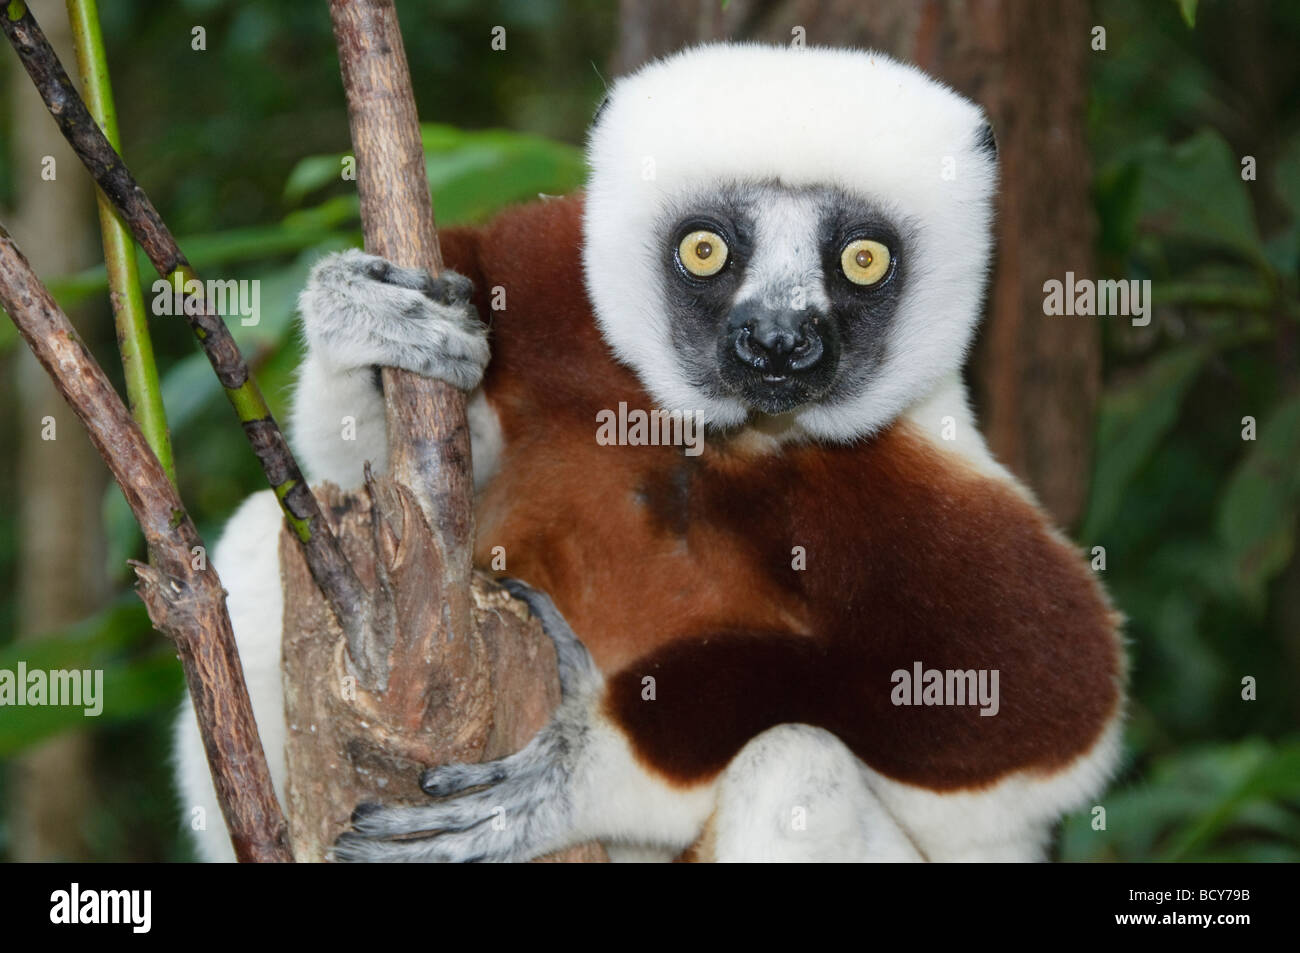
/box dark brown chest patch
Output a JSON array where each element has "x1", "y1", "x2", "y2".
[{"x1": 604, "y1": 429, "x2": 1123, "y2": 791}]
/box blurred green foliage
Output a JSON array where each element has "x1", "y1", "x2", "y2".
[
  {"x1": 1, "y1": 0, "x2": 1297, "y2": 861},
  {"x1": 0, "y1": 601, "x2": 174, "y2": 757},
  {"x1": 1060, "y1": 0, "x2": 1300, "y2": 860}
]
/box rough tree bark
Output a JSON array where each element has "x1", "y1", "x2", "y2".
[
  {"x1": 612, "y1": 0, "x2": 1101, "y2": 528},
  {"x1": 279, "y1": 0, "x2": 603, "y2": 862}
]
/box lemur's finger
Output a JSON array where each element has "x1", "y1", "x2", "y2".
[
  {"x1": 348, "y1": 799, "x2": 498, "y2": 838},
  {"x1": 420, "y1": 760, "x2": 509, "y2": 798}
]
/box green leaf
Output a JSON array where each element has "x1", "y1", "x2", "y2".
[
  {"x1": 0, "y1": 601, "x2": 183, "y2": 758},
  {"x1": 282, "y1": 154, "x2": 348, "y2": 206},
  {"x1": 0, "y1": 601, "x2": 148, "y2": 672},
  {"x1": 1081, "y1": 345, "x2": 1209, "y2": 541},
  {"x1": 1136, "y1": 129, "x2": 1264, "y2": 264},
  {"x1": 38, "y1": 200, "x2": 359, "y2": 315},
  {"x1": 8, "y1": 127, "x2": 583, "y2": 360},
  {"x1": 1165, "y1": 739, "x2": 1300, "y2": 859},
  {"x1": 1217, "y1": 393, "x2": 1300, "y2": 605},
  {"x1": 1173, "y1": 0, "x2": 1197, "y2": 28},
  {"x1": 1061, "y1": 738, "x2": 1300, "y2": 861},
  {"x1": 0, "y1": 653, "x2": 182, "y2": 757},
  {"x1": 284, "y1": 123, "x2": 585, "y2": 224}
]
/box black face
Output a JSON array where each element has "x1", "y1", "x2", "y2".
[{"x1": 659, "y1": 183, "x2": 907, "y2": 418}]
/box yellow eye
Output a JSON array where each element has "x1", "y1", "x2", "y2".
[
  {"x1": 840, "y1": 239, "x2": 891, "y2": 286},
  {"x1": 678, "y1": 230, "x2": 729, "y2": 277}
]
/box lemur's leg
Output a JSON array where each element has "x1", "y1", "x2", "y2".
[
  {"x1": 706, "y1": 724, "x2": 924, "y2": 862},
  {"x1": 290, "y1": 249, "x2": 489, "y2": 488},
  {"x1": 332, "y1": 581, "x2": 715, "y2": 862}
]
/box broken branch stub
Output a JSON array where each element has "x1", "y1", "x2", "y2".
[{"x1": 280, "y1": 481, "x2": 605, "y2": 862}]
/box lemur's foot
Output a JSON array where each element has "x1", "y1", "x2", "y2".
[
  {"x1": 331, "y1": 717, "x2": 585, "y2": 863},
  {"x1": 332, "y1": 582, "x2": 602, "y2": 863},
  {"x1": 298, "y1": 249, "x2": 488, "y2": 390}
]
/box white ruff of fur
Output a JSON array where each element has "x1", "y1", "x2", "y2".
[{"x1": 582, "y1": 43, "x2": 998, "y2": 441}]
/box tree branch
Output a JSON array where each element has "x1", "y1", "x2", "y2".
[
  {"x1": 0, "y1": 228, "x2": 292, "y2": 863},
  {"x1": 329, "y1": 0, "x2": 475, "y2": 581},
  {"x1": 0, "y1": 0, "x2": 370, "y2": 655},
  {"x1": 276, "y1": 0, "x2": 605, "y2": 862},
  {"x1": 324, "y1": 0, "x2": 477, "y2": 685}
]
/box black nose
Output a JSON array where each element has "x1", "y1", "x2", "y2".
[{"x1": 732, "y1": 311, "x2": 824, "y2": 376}]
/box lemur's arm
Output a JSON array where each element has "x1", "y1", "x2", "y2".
[{"x1": 289, "y1": 246, "x2": 487, "y2": 489}]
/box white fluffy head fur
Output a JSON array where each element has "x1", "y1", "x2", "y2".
[{"x1": 582, "y1": 43, "x2": 997, "y2": 441}]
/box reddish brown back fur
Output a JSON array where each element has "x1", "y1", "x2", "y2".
[{"x1": 441, "y1": 195, "x2": 1123, "y2": 793}]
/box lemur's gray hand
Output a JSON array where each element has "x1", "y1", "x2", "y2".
[
  {"x1": 298, "y1": 249, "x2": 488, "y2": 390},
  {"x1": 331, "y1": 581, "x2": 602, "y2": 863}
]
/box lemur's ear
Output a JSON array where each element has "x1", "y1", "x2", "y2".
[{"x1": 975, "y1": 121, "x2": 997, "y2": 159}]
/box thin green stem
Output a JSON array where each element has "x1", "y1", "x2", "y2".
[{"x1": 65, "y1": 0, "x2": 175, "y2": 485}]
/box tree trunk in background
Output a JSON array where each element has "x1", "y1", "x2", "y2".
[
  {"x1": 900, "y1": 0, "x2": 1101, "y2": 531},
  {"x1": 611, "y1": 0, "x2": 737, "y2": 74},
  {"x1": 612, "y1": 0, "x2": 1100, "y2": 528},
  {"x1": 5, "y1": 1, "x2": 106, "y2": 861}
]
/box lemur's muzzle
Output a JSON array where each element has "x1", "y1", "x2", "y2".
[{"x1": 728, "y1": 305, "x2": 826, "y2": 380}]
